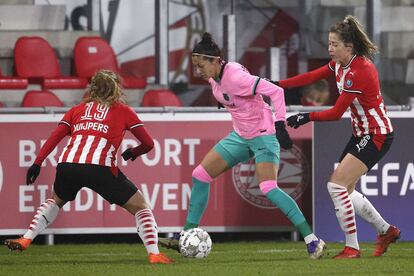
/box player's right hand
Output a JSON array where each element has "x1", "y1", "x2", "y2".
[
  {"x1": 26, "y1": 164, "x2": 41, "y2": 185},
  {"x1": 121, "y1": 148, "x2": 137, "y2": 161}
]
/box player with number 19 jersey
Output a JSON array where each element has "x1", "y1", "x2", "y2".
[
  {"x1": 34, "y1": 101, "x2": 152, "y2": 173},
  {"x1": 58, "y1": 101, "x2": 142, "y2": 167}
]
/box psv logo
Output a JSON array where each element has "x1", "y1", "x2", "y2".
[{"x1": 232, "y1": 145, "x2": 310, "y2": 209}]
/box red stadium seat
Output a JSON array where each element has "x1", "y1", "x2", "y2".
[
  {"x1": 14, "y1": 36, "x2": 88, "y2": 89},
  {"x1": 21, "y1": 90, "x2": 64, "y2": 107},
  {"x1": 0, "y1": 67, "x2": 28, "y2": 89},
  {"x1": 141, "y1": 89, "x2": 182, "y2": 107},
  {"x1": 74, "y1": 36, "x2": 147, "y2": 89}
]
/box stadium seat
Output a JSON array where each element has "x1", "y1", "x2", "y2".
[
  {"x1": 73, "y1": 36, "x2": 147, "y2": 89},
  {"x1": 0, "y1": 67, "x2": 28, "y2": 89},
  {"x1": 141, "y1": 89, "x2": 182, "y2": 107},
  {"x1": 14, "y1": 36, "x2": 88, "y2": 89},
  {"x1": 21, "y1": 90, "x2": 64, "y2": 107}
]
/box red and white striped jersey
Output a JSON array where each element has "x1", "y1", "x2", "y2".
[
  {"x1": 328, "y1": 55, "x2": 393, "y2": 136},
  {"x1": 58, "y1": 101, "x2": 143, "y2": 167}
]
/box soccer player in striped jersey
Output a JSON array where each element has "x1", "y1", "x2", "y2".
[
  {"x1": 280, "y1": 15, "x2": 400, "y2": 259},
  {"x1": 159, "y1": 32, "x2": 326, "y2": 259},
  {"x1": 4, "y1": 70, "x2": 173, "y2": 264}
]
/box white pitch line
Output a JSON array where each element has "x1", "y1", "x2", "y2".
[
  {"x1": 37, "y1": 247, "x2": 414, "y2": 257},
  {"x1": 212, "y1": 247, "x2": 414, "y2": 254},
  {"x1": 43, "y1": 252, "x2": 135, "y2": 257}
]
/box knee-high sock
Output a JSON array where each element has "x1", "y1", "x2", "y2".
[
  {"x1": 327, "y1": 182, "x2": 359, "y2": 250},
  {"x1": 135, "y1": 208, "x2": 159, "y2": 255},
  {"x1": 185, "y1": 165, "x2": 212, "y2": 230},
  {"x1": 350, "y1": 190, "x2": 389, "y2": 234},
  {"x1": 260, "y1": 180, "x2": 317, "y2": 243},
  {"x1": 23, "y1": 199, "x2": 59, "y2": 240}
]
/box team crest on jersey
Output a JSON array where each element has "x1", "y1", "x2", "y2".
[
  {"x1": 223, "y1": 93, "x2": 230, "y2": 101},
  {"x1": 345, "y1": 79, "x2": 353, "y2": 87},
  {"x1": 232, "y1": 145, "x2": 309, "y2": 209}
]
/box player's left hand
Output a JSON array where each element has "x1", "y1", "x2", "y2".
[
  {"x1": 26, "y1": 164, "x2": 41, "y2": 185},
  {"x1": 121, "y1": 148, "x2": 137, "y2": 161},
  {"x1": 275, "y1": 121, "x2": 293, "y2": 150},
  {"x1": 287, "y1": 113, "x2": 310, "y2": 129}
]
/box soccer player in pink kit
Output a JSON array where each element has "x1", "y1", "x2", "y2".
[
  {"x1": 159, "y1": 32, "x2": 326, "y2": 259},
  {"x1": 4, "y1": 70, "x2": 173, "y2": 264},
  {"x1": 281, "y1": 15, "x2": 400, "y2": 258}
]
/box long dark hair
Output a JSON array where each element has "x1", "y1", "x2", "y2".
[
  {"x1": 192, "y1": 32, "x2": 221, "y2": 61},
  {"x1": 330, "y1": 15, "x2": 378, "y2": 59}
]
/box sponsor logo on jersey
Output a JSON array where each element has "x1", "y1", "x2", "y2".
[
  {"x1": 232, "y1": 145, "x2": 309, "y2": 209},
  {"x1": 345, "y1": 79, "x2": 353, "y2": 87}
]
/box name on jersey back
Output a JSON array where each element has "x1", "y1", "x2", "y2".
[{"x1": 73, "y1": 122, "x2": 109, "y2": 133}]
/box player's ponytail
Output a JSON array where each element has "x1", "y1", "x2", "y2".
[
  {"x1": 192, "y1": 32, "x2": 221, "y2": 61},
  {"x1": 85, "y1": 70, "x2": 124, "y2": 106},
  {"x1": 330, "y1": 15, "x2": 378, "y2": 59}
]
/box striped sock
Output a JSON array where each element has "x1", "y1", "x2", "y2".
[
  {"x1": 350, "y1": 190, "x2": 390, "y2": 234},
  {"x1": 23, "y1": 199, "x2": 59, "y2": 240},
  {"x1": 327, "y1": 182, "x2": 359, "y2": 250},
  {"x1": 135, "y1": 209, "x2": 159, "y2": 255}
]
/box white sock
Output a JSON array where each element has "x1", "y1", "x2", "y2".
[
  {"x1": 23, "y1": 199, "x2": 59, "y2": 240},
  {"x1": 349, "y1": 190, "x2": 390, "y2": 234},
  {"x1": 135, "y1": 209, "x2": 159, "y2": 255},
  {"x1": 327, "y1": 182, "x2": 359, "y2": 250},
  {"x1": 304, "y1": 234, "x2": 319, "y2": 244}
]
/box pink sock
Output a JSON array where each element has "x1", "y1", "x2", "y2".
[
  {"x1": 192, "y1": 164, "x2": 213, "y2": 183},
  {"x1": 259, "y1": 180, "x2": 278, "y2": 194}
]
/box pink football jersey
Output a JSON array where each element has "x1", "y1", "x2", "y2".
[{"x1": 208, "y1": 62, "x2": 286, "y2": 139}]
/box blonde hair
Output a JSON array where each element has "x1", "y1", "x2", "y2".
[
  {"x1": 330, "y1": 15, "x2": 378, "y2": 59},
  {"x1": 84, "y1": 70, "x2": 124, "y2": 105}
]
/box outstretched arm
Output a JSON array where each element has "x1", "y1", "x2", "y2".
[
  {"x1": 310, "y1": 91, "x2": 356, "y2": 121},
  {"x1": 287, "y1": 92, "x2": 357, "y2": 128},
  {"x1": 279, "y1": 65, "x2": 332, "y2": 88}
]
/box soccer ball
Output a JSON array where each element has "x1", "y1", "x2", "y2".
[{"x1": 179, "y1": 228, "x2": 212, "y2": 258}]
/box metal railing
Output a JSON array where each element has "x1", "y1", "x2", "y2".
[{"x1": 0, "y1": 105, "x2": 411, "y2": 114}]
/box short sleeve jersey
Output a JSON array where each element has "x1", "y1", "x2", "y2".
[
  {"x1": 208, "y1": 62, "x2": 275, "y2": 139},
  {"x1": 58, "y1": 101, "x2": 143, "y2": 167},
  {"x1": 328, "y1": 55, "x2": 393, "y2": 136}
]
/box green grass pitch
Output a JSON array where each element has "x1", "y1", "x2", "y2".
[{"x1": 1, "y1": 241, "x2": 414, "y2": 275}]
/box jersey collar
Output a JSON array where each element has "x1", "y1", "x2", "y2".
[{"x1": 342, "y1": 54, "x2": 357, "y2": 69}]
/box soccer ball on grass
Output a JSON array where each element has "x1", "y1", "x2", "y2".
[{"x1": 179, "y1": 228, "x2": 212, "y2": 258}]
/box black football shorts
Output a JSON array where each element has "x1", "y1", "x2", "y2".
[
  {"x1": 53, "y1": 163, "x2": 138, "y2": 206},
  {"x1": 338, "y1": 132, "x2": 394, "y2": 171}
]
